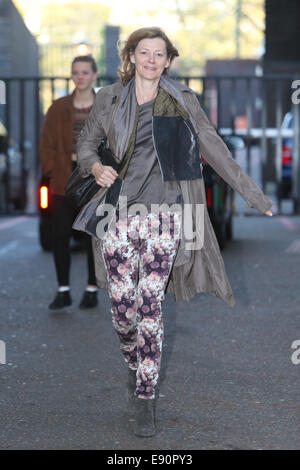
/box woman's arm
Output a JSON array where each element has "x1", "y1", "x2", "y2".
[
  {"x1": 76, "y1": 91, "x2": 106, "y2": 178},
  {"x1": 76, "y1": 91, "x2": 118, "y2": 187},
  {"x1": 39, "y1": 104, "x2": 57, "y2": 180},
  {"x1": 186, "y1": 92, "x2": 274, "y2": 215}
]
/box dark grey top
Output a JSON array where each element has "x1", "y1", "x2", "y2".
[{"x1": 120, "y1": 98, "x2": 182, "y2": 211}]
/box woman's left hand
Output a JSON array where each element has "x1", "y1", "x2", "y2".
[{"x1": 264, "y1": 210, "x2": 273, "y2": 216}]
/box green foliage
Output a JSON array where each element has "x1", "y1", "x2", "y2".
[
  {"x1": 38, "y1": 1, "x2": 110, "y2": 76},
  {"x1": 144, "y1": 0, "x2": 265, "y2": 75},
  {"x1": 15, "y1": 0, "x2": 265, "y2": 77},
  {"x1": 40, "y1": 1, "x2": 110, "y2": 44}
]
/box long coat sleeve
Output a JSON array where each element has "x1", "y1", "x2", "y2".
[
  {"x1": 76, "y1": 92, "x2": 106, "y2": 178},
  {"x1": 39, "y1": 103, "x2": 57, "y2": 180},
  {"x1": 182, "y1": 91, "x2": 273, "y2": 214},
  {"x1": 39, "y1": 94, "x2": 75, "y2": 195}
]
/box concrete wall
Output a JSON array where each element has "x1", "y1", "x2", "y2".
[
  {"x1": 265, "y1": 0, "x2": 300, "y2": 64},
  {"x1": 0, "y1": 0, "x2": 39, "y2": 77}
]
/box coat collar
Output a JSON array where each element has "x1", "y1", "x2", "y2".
[
  {"x1": 64, "y1": 88, "x2": 96, "y2": 110},
  {"x1": 116, "y1": 76, "x2": 193, "y2": 106}
]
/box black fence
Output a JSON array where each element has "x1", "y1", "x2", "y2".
[{"x1": 0, "y1": 74, "x2": 300, "y2": 215}]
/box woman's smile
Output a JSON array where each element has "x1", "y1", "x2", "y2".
[{"x1": 130, "y1": 37, "x2": 171, "y2": 82}]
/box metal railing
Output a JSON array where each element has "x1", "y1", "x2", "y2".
[{"x1": 0, "y1": 74, "x2": 299, "y2": 215}]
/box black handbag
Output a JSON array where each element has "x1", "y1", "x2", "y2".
[{"x1": 65, "y1": 140, "x2": 120, "y2": 210}]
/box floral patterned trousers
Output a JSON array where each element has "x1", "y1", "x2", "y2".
[{"x1": 101, "y1": 211, "x2": 181, "y2": 399}]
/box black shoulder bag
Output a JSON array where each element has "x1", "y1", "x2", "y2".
[{"x1": 65, "y1": 139, "x2": 120, "y2": 211}]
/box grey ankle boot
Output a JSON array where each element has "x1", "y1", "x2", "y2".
[
  {"x1": 134, "y1": 398, "x2": 156, "y2": 437},
  {"x1": 126, "y1": 368, "x2": 138, "y2": 415}
]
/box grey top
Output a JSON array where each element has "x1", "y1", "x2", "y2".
[{"x1": 120, "y1": 98, "x2": 183, "y2": 211}]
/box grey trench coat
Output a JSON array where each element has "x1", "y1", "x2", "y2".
[{"x1": 74, "y1": 78, "x2": 274, "y2": 307}]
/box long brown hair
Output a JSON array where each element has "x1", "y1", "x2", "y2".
[{"x1": 118, "y1": 27, "x2": 179, "y2": 85}]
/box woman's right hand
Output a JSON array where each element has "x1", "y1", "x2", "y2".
[{"x1": 91, "y1": 161, "x2": 118, "y2": 188}]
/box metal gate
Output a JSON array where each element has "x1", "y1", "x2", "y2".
[{"x1": 0, "y1": 74, "x2": 299, "y2": 215}]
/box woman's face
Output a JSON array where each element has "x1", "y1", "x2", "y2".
[
  {"x1": 130, "y1": 37, "x2": 171, "y2": 82},
  {"x1": 71, "y1": 61, "x2": 97, "y2": 91}
]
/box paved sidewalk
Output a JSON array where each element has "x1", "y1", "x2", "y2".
[{"x1": 0, "y1": 215, "x2": 299, "y2": 449}]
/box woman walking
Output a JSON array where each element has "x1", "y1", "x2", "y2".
[
  {"x1": 40, "y1": 55, "x2": 99, "y2": 310},
  {"x1": 74, "y1": 27, "x2": 273, "y2": 437}
]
